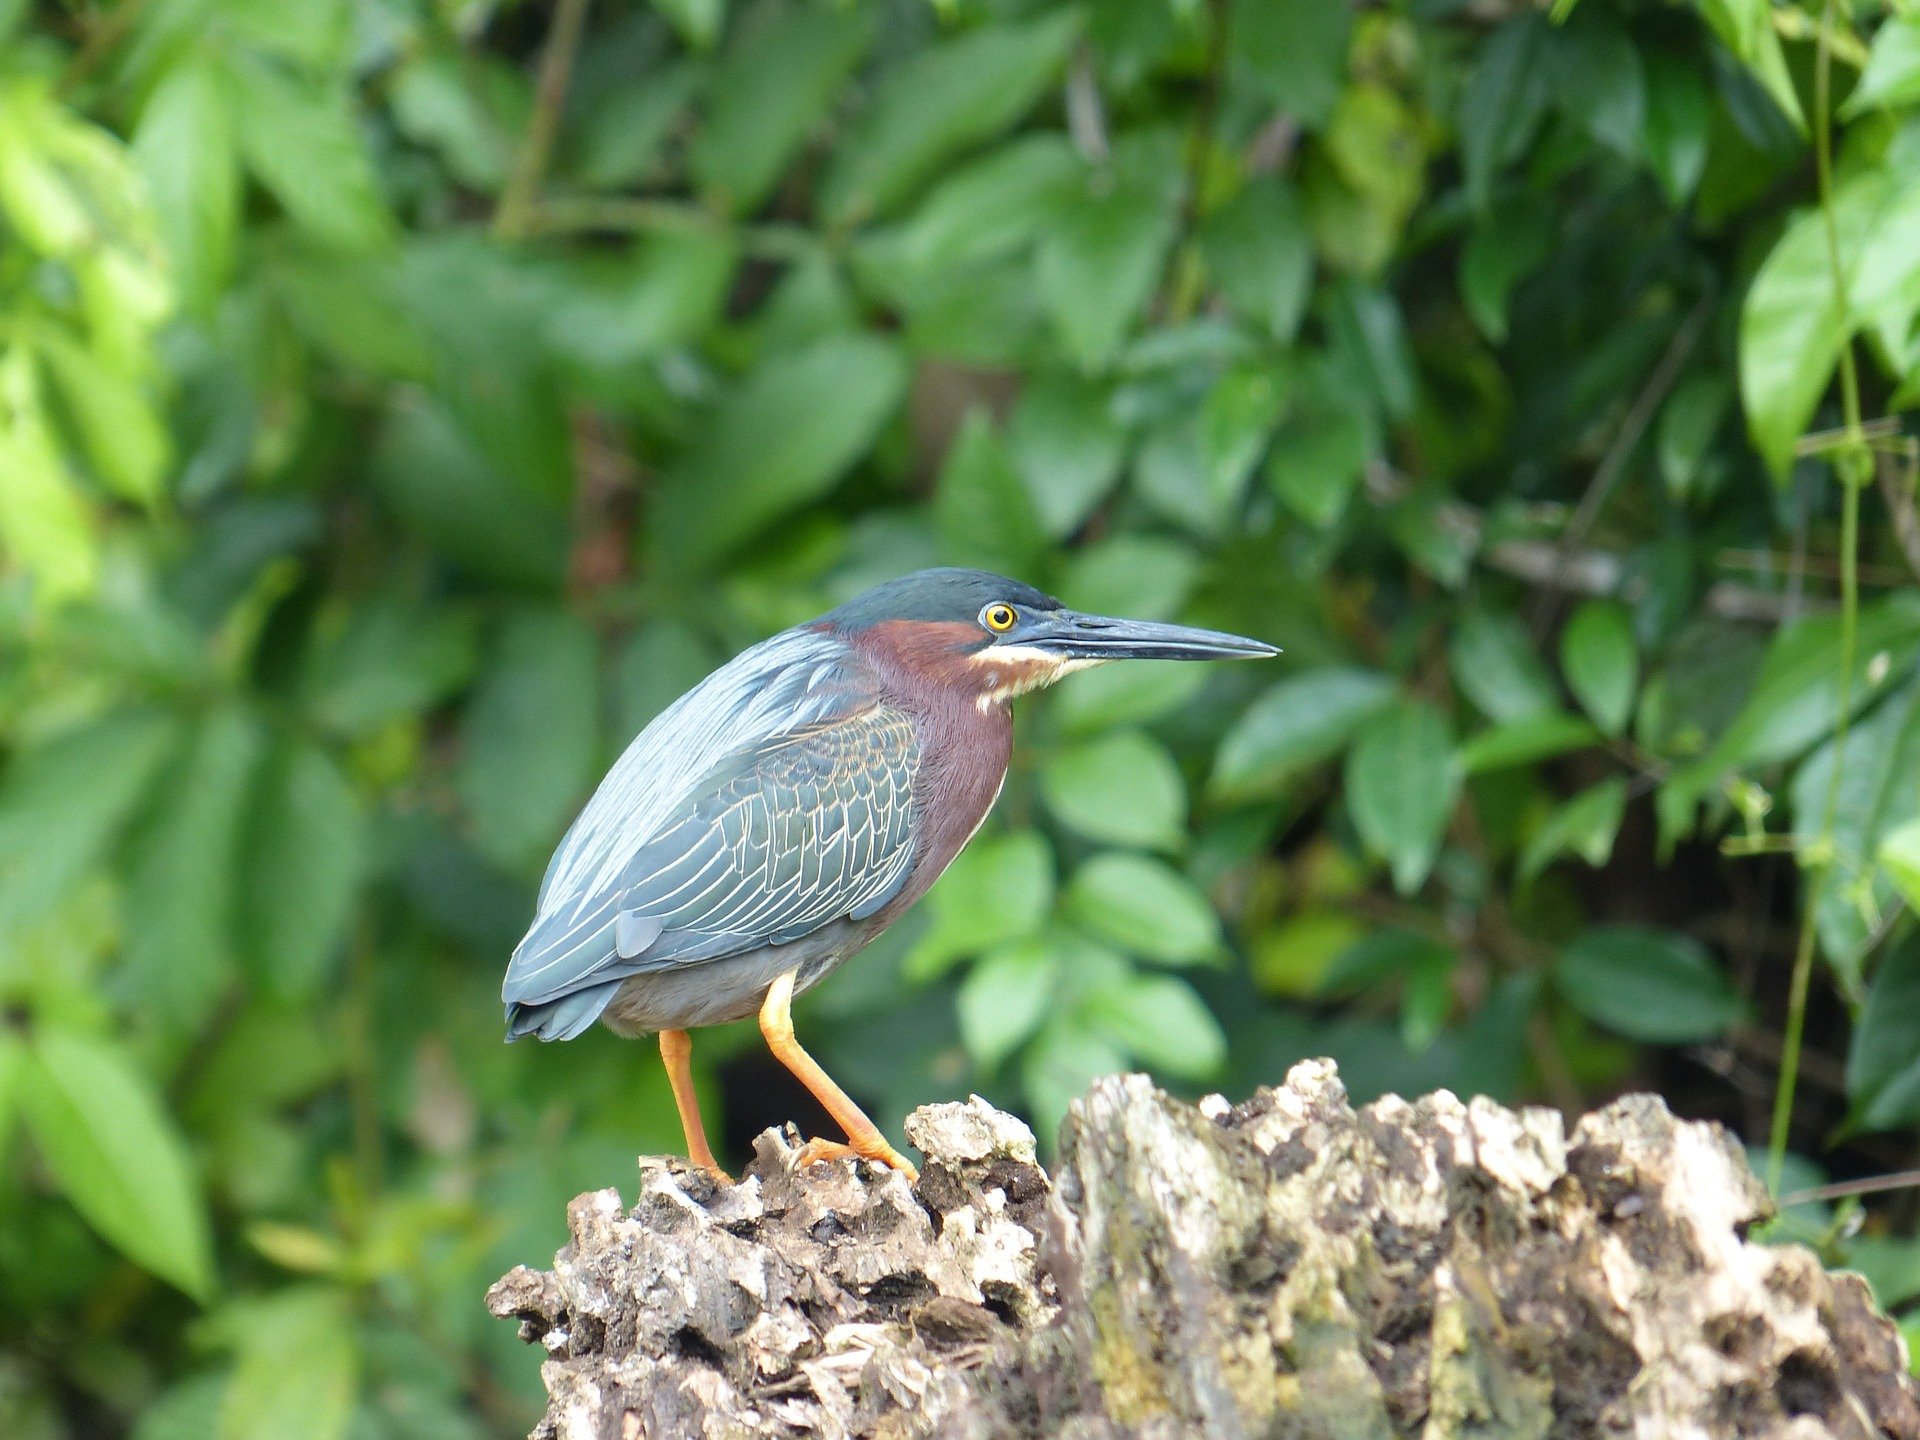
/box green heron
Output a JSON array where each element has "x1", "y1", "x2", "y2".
[{"x1": 502, "y1": 568, "x2": 1275, "y2": 1178}]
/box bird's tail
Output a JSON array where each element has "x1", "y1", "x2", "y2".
[{"x1": 504, "y1": 981, "x2": 621, "y2": 1042}]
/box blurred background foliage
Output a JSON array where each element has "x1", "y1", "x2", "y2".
[{"x1": 3, "y1": 0, "x2": 1920, "y2": 1432}]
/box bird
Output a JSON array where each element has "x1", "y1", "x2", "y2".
[{"x1": 501, "y1": 567, "x2": 1276, "y2": 1180}]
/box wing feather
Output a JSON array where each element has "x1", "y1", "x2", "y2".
[{"x1": 503, "y1": 663, "x2": 922, "y2": 1034}]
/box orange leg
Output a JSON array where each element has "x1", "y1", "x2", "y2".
[
  {"x1": 758, "y1": 971, "x2": 918, "y2": 1181},
  {"x1": 659, "y1": 1029, "x2": 729, "y2": 1181}
]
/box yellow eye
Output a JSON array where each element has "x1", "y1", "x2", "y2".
[{"x1": 983, "y1": 603, "x2": 1017, "y2": 633}]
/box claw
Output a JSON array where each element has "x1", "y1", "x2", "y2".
[{"x1": 794, "y1": 1135, "x2": 919, "y2": 1183}]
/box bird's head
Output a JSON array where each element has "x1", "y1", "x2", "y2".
[{"x1": 824, "y1": 568, "x2": 1277, "y2": 707}]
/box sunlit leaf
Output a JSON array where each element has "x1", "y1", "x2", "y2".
[
  {"x1": 0, "y1": 708, "x2": 179, "y2": 930},
  {"x1": 958, "y1": 937, "x2": 1059, "y2": 1071},
  {"x1": 905, "y1": 830, "x2": 1055, "y2": 981},
  {"x1": 217, "y1": 1287, "x2": 359, "y2": 1440},
  {"x1": 21, "y1": 1028, "x2": 215, "y2": 1299},
  {"x1": 1065, "y1": 853, "x2": 1221, "y2": 965},
  {"x1": 1087, "y1": 973, "x2": 1225, "y2": 1079},
  {"x1": 1041, "y1": 729, "x2": 1187, "y2": 851}
]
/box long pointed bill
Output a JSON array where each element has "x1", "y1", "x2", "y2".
[{"x1": 1024, "y1": 610, "x2": 1279, "y2": 662}]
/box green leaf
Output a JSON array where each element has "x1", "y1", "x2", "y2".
[
  {"x1": 1880, "y1": 818, "x2": 1920, "y2": 913},
  {"x1": 1555, "y1": 926, "x2": 1741, "y2": 1043},
  {"x1": 819, "y1": 10, "x2": 1078, "y2": 224},
  {"x1": 1021, "y1": 1015, "x2": 1126, "y2": 1141},
  {"x1": 1058, "y1": 534, "x2": 1198, "y2": 620},
  {"x1": 1459, "y1": 15, "x2": 1548, "y2": 210},
  {"x1": 1683, "y1": 594, "x2": 1920, "y2": 777},
  {"x1": 1843, "y1": 14, "x2": 1920, "y2": 116},
  {"x1": 457, "y1": 609, "x2": 600, "y2": 870},
  {"x1": 934, "y1": 410, "x2": 1046, "y2": 578},
  {"x1": 650, "y1": 0, "x2": 725, "y2": 50},
  {"x1": 1792, "y1": 680, "x2": 1920, "y2": 981},
  {"x1": 905, "y1": 830, "x2": 1055, "y2": 981},
  {"x1": 371, "y1": 398, "x2": 568, "y2": 588},
  {"x1": 1657, "y1": 372, "x2": 1729, "y2": 501},
  {"x1": 1087, "y1": 973, "x2": 1225, "y2": 1080},
  {"x1": 0, "y1": 1035, "x2": 22, "y2": 1171},
  {"x1": 1519, "y1": 777, "x2": 1627, "y2": 883},
  {"x1": 1065, "y1": 853, "x2": 1222, "y2": 965},
  {"x1": 1229, "y1": 0, "x2": 1351, "y2": 129},
  {"x1": 1052, "y1": 663, "x2": 1205, "y2": 737},
  {"x1": 1459, "y1": 199, "x2": 1553, "y2": 343},
  {"x1": 857, "y1": 134, "x2": 1078, "y2": 296},
  {"x1": 1202, "y1": 176, "x2": 1313, "y2": 342},
  {"x1": 34, "y1": 328, "x2": 171, "y2": 504},
  {"x1": 1740, "y1": 203, "x2": 1848, "y2": 480},
  {"x1": 21, "y1": 1028, "x2": 215, "y2": 1299},
  {"x1": 1345, "y1": 700, "x2": 1458, "y2": 893},
  {"x1": 1035, "y1": 132, "x2": 1182, "y2": 370},
  {"x1": 1546, "y1": 4, "x2": 1644, "y2": 158},
  {"x1": 1560, "y1": 600, "x2": 1638, "y2": 735},
  {"x1": 0, "y1": 349, "x2": 100, "y2": 603},
  {"x1": 0, "y1": 708, "x2": 179, "y2": 930},
  {"x1": 691, "y1": 1, "x2": 872, "y2": 213},
  {"x1": 1457, "y1": 712, "x2": 1599, "y2": 774},
  {"x1": 122, "y1": 705, "x2": 264, "y2": 1030},
  {"x1": 1642, "y1": 52, "x2": 1710, "y2": 204},
  {"x1": 1200, "y1": 365, "x2": 1284, "y2": 520},
  {"x1": 656, "y1": 334, "x2": 907, "y2": 571},
  {"x1": 957, "y1": 937, "x2": 1059, "y2": 1071},
  {"x1": 227, "y1": 54, "x2": 391, "y2": 252},
  {"x1": 1211, "y1": 667, "x2": 1394, "y2": 800},
  {"x1": 1041, "y1": 729, "x2": 1187, "y2": 851},
  {"x1": 239, "y1": 738, "x2": 364, "y2": 1002},
  {"x1": 134, "y1": 55, "x2": 238, "y2": 312},
  {"x1": 303, "y1": 596, "x2": 480, "y2": 737},
  {"x1": 1846, "y1": 936, "x2": 1920, "y2": 1131},
  {"x1": 217, "y1": 1287, "x2": 359, "y2": 1440},
  {"x1": 1694, "y1": 0, "x2": 1805, "y2": 129},
  {"x1": 1266, "y1": 363, "x2": 1370, "y2": 529},
  {"x1": 572, "y1": 59, "x2": 700, "y2": 191},
  {"x1": 1450, "y1": 610, "x2": 1557, "y2": 723},
  {"x1": 1005, "y1": 373, "x2": 1126, "y2": 537},
  {"x1": 1741, "y1": 173, "x2": 1920, "y2": 480}
]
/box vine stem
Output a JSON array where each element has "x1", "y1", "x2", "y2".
[
  {"x1": 495, "y1": 0, "x2": 594, "y2": 241},
  {"x1": 1765, "y1": 0, "x2": 1867, "y2": 1197}
]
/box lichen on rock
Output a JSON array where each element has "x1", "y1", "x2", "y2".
[{"x1": 488, "y1": 1062, "x2": 1920, "y2": 1439}]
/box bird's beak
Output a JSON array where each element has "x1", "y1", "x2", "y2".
[{"x1": 1021, "y1": 610, "x2": 1279, "y2": 662}]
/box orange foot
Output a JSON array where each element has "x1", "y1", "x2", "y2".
[{"x1": 794, "y1": 1135, "x2": 919, "y2": 1183}]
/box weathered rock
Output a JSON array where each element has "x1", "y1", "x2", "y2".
[{"x1": 488, "y1": 1063, "x2": 1920, "y2": 1439}]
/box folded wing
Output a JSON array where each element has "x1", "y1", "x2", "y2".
[{"x1": 503, "y1": 695, "x2": 921, "y2": 1040}]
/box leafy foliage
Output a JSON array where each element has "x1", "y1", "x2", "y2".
[{"x1": 3, "y1": 0, "x2": 1920, "y2": 1432}]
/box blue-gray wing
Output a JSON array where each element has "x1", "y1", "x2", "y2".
[{"x1": 503, "y1": 703, "x2": 921, "y2": 1038}]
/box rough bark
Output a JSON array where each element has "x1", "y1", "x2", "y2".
[{"x1": 487, "y1": 1061, "x2": 1920, "y2": 1439}]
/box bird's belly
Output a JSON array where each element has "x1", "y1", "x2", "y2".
[{"x1": 600, "y1": 919, "x2": 868, "y2": 1036}]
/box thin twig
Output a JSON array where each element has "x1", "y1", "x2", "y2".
[
  {"x1": 1779, "y1": 1169, "x2": 1920, "y2": 1208},
  {"x1": 495, "y1": 0, "x2": 595, "y2": 241},
  {"x1": 1527, "y1": 296, "x2": 1713, "y2": 636}
]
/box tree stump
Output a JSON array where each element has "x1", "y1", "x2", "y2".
[{"x1": 487, "y1": 1060, "x2": 1920, "y2": 1439}]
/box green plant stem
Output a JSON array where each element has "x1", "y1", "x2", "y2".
[
  {"x1": 1766, "y1": 0, "x2": 1867, "y2": 1197},
  {"x1": 495, "y1": 0, "x2": 594, "y2": 241}
]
